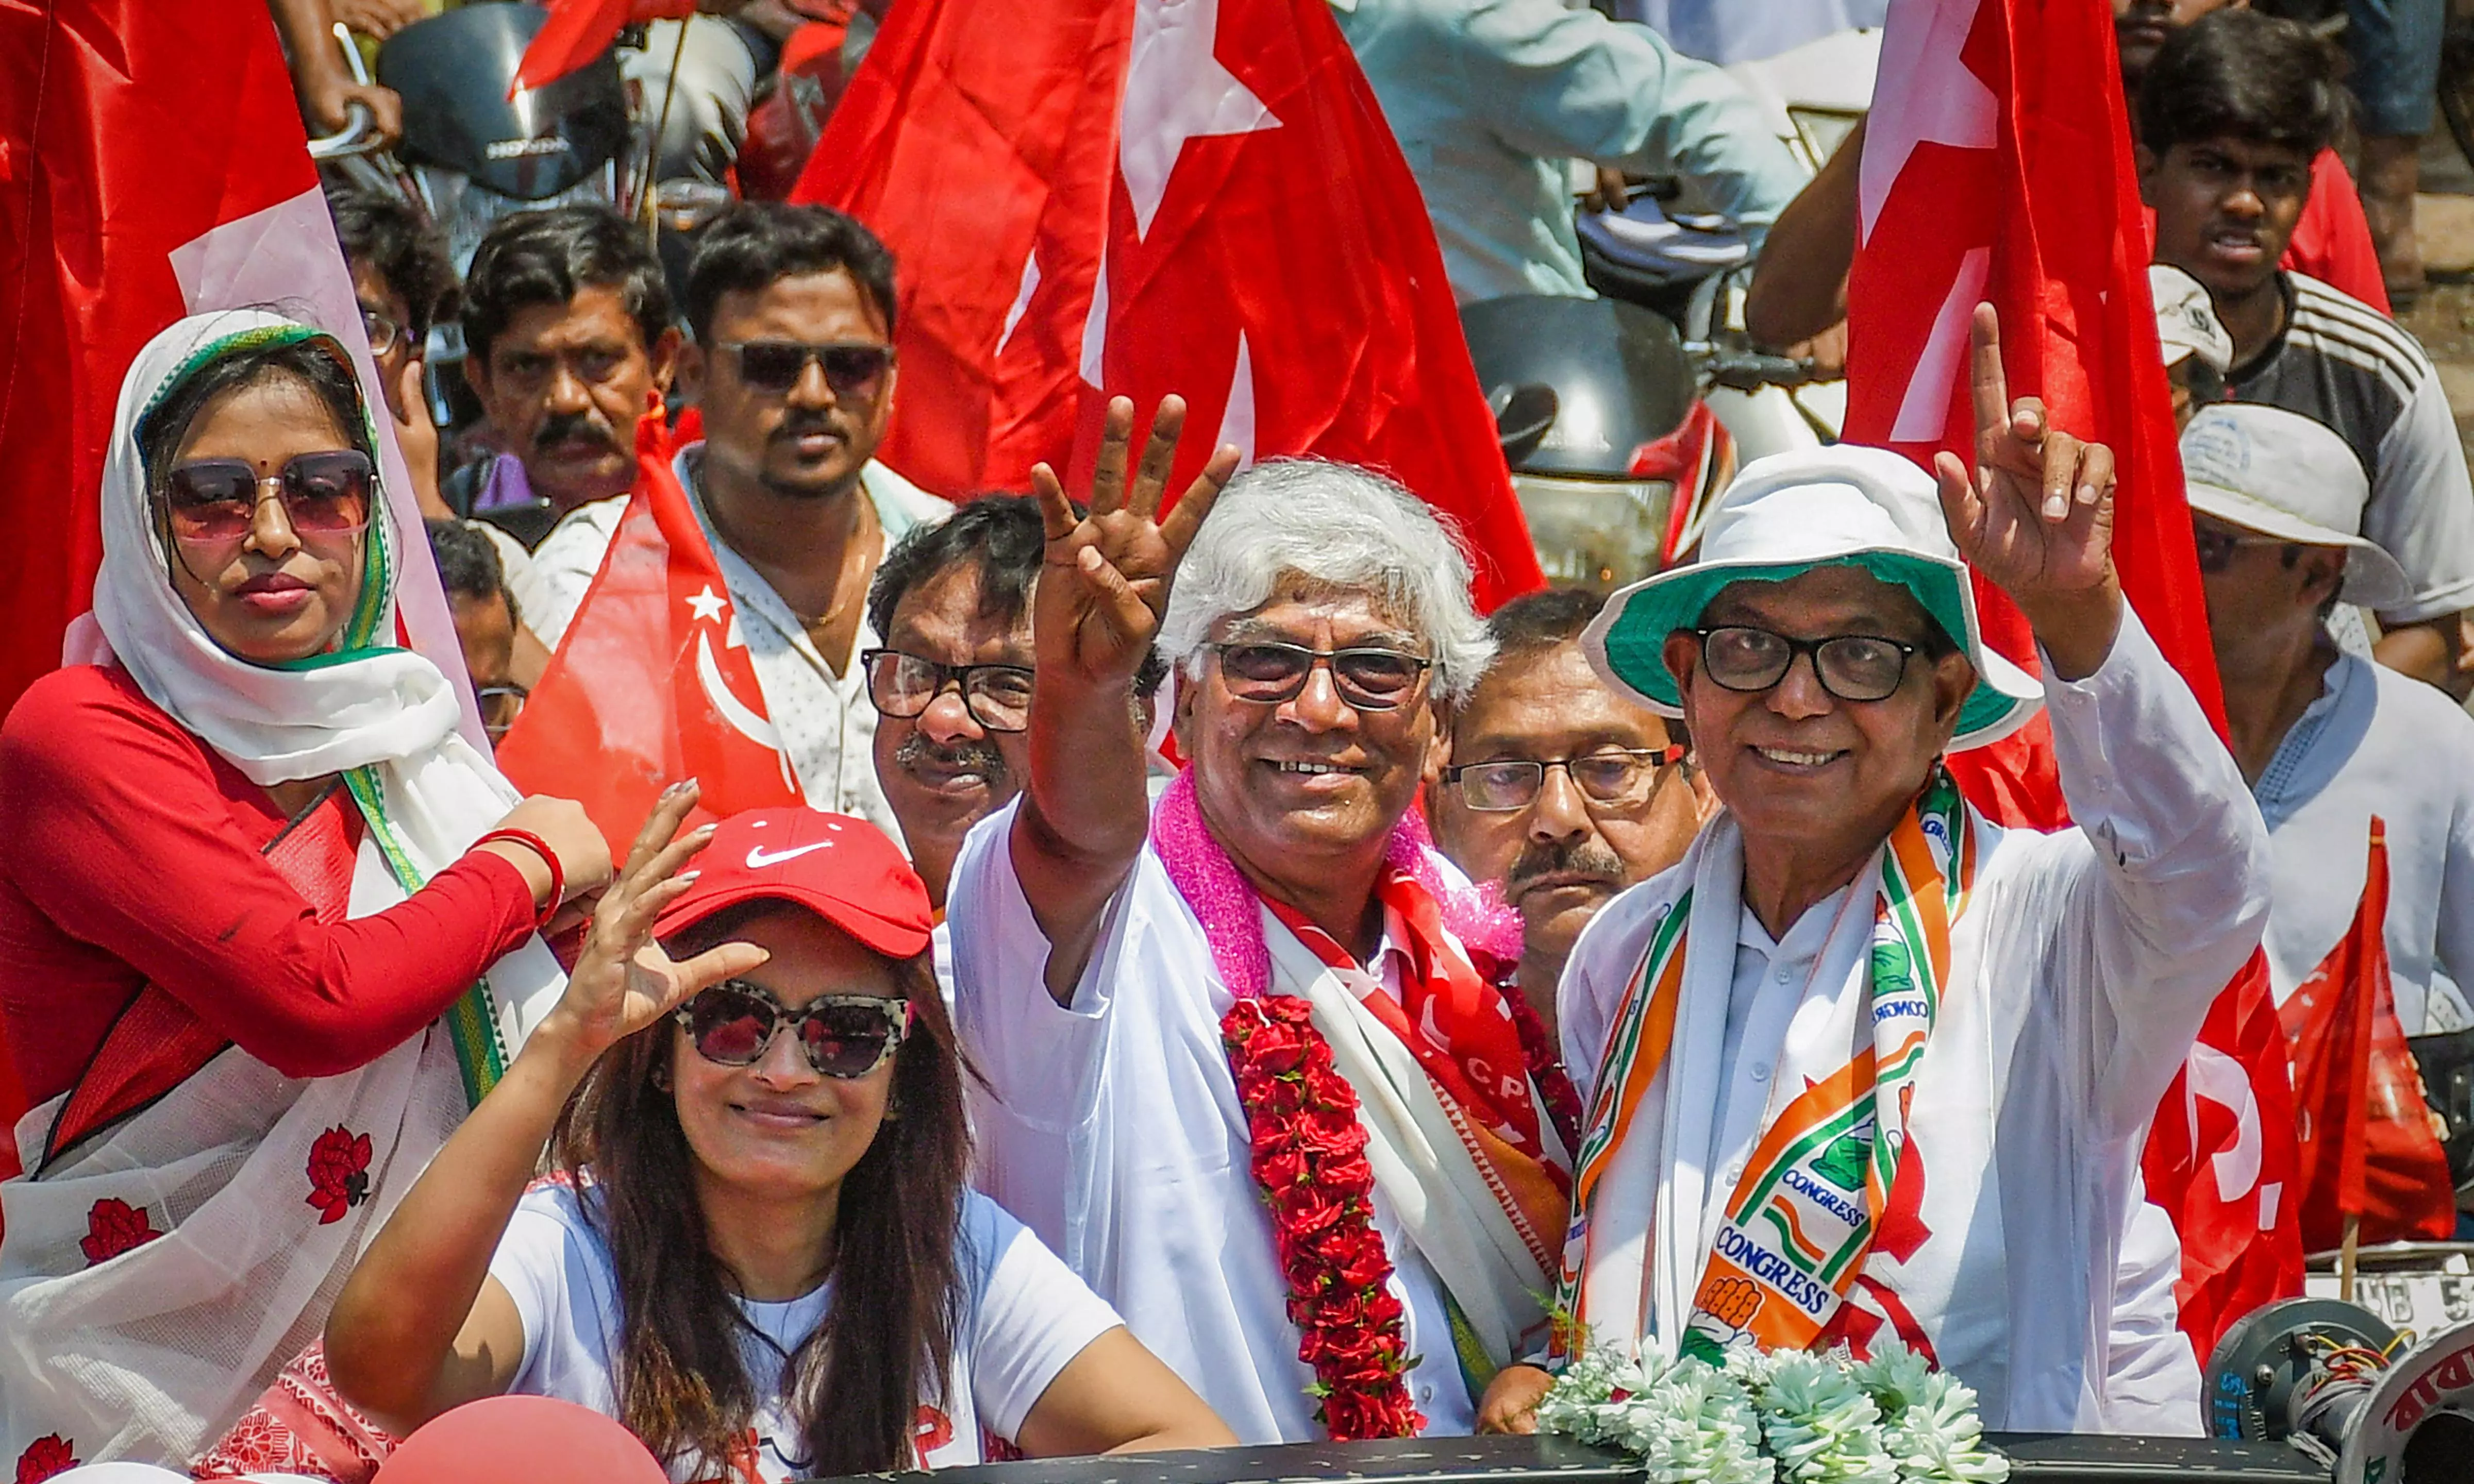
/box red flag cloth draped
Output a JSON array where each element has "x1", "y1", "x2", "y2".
[
  {"x1": 494, "y1": 417, "x2": 804, "y2": 854},
  {"x1": 2278, "y1": 819, "x2": 2455, "y2": 1251},
  {"x1": 511, "y1": 0, "x2": 696, "y2": 95},
  {"x1": 0, "y1": 0, "x2": 475, "y2": 1145},
  {"x1": 1848, "y1": 0, "x2": 2301, "y2": 1355},
  {"x1": 791, "y1": 0, "x2": 1542, "y2": 611}
]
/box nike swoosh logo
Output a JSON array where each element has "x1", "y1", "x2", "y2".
[{"x1": 746, "y1": 842, "x2": 835, "y2": 869}]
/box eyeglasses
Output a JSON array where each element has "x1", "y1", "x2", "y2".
[
  {"x1": 360, "y1": 307, "x2": 405, "y2": 359},
  {"x1": 478, "y1": 684, "x2": 528, "y2": 741},
  {"x1": 1206, "y1": 642, "x2": 1433, "y2": 712},
  {"x1": 1693, "y1": 626, "x2": 1924, "y2": 703},
  {"x1": 860, "y1": 649, "x2": 1034, "y2": 733},
  {"x1": 673, "y1": 981, "x2": 915, "y2": 1078},
  {"x1": 715, "y1": 340, "x2": 895, "y2": 401},
  {"x1": 1446, "y1": 744, "x2": 1687, "y2": 812},
  {"x1": 2191, "y1": 523, "x2": 2293, "y2": 575},
  {"x1": 161, "y1": 450, "x2": 374, "y2": 572}
]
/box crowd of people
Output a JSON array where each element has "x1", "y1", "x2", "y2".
[{"x1": 6, "y1": 0, "x2": 2474, "y2": 1480}]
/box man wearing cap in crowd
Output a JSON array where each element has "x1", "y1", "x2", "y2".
[
  {"x1": 2150, "y1": 264, "x2": 2233, "y2": 431},
  {"x1": 2182, "y1": 402, "x2": 2474, "y2": 1234},
  {"x1": 1478, "y1": 310, "x2": 2270, "y2": 1432}
]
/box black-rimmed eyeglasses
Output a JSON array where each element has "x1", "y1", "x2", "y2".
[
  {"x1": 1694, "y1": 626, "x2": 1924, "y2": 703},
  {"x1": 1206, "y1": 642, "x2": 1433, "y2": 712},
  {"x1": 860, "y1": 648, "x2": 1035, "y2": 733}
]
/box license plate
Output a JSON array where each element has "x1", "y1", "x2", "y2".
[{"x1": 2305, "y1": 1270, "x2": 2474, "y2": 1331}]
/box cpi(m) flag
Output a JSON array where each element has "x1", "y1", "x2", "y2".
[
  {"x1": 1847, "y1": 0, "x2": 2300, "y2": 1354},
  {"x1": 495, "y1": 417, "x2": 804, "y2": 854},
  {"x1": 2279, "y1": 819, "x2": 2455, "y2": 1252},
  {"x1": 792, "y1": 0, "x2": 1542, "y2": 610},
  {"x1": 0, "y1": 0, "x2": 475, "y2": 1137}
]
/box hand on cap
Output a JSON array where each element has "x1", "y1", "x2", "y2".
[
  {"x1": 1029, "y1": 396, "x2": 1238, "y2": 697},
  {"x1": 545, "y1": 782, "x2": 768, "y2": 1061},
  {"x1": 1932, "y1": 303, "x2": 2124, "y2": 677}
]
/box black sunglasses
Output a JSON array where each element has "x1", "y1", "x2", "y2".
[
  {"x1": 1693, "y1": 626, "x2": 1924, "y2": 704},
  {"x1": 673, "y1": 981, "x2": 913, "y2": 1078},
  {"x1": 1206, "y1": 642, "x2": 1433, "y2": 711},
  {"x1": 715, "y1": 340, "x2": 895, "y2": 400}
]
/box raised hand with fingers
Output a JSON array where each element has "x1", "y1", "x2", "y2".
[
  {"x1": 546, "y1": 780, "x2": 770, "y2": 1059},
  {"x1": 1029, "y1": 396, "x2": 1241, "y2": 695},
  {"x1": 1930, "y1": 303, "x2": 2124, "y2": 679}
]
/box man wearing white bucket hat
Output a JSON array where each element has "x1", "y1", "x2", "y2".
[
  {"x1": 2185, "y1": 402, "x2": 2474, "y2": 1046},
  {"x1": 1479, "y1": 312, "x2": 2270, "y2": 1432}
]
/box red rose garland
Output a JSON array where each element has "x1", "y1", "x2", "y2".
[{"x1": 1221, "y1": 996, "x2": 1425, "y2": 1441}]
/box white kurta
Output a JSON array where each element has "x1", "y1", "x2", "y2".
[
  {"x1": 524, "y1": 452, "x2": 950, "y2": 845},
  {"x1": 945, "y1": 805, "x2": 1478, "y2": 1442},
  {"x1": 2252, "y1": 648, "x2": 2474, "y2": 1034},
  {"x1": 1557, "y1": 611, "x2": 2268, "y2": 1431}
]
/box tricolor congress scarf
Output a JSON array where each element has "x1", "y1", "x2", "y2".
[{"x1": 1556, "y1": 769, "x2": 1979, "y2": 1365}]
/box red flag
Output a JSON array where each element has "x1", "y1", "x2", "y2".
[
  {"x1": 2278, "y1": 819, "x2": 2455, "y2": 1251},
  {"x1": 0, "y1": 0, "x2": 476, "y2": 1141},
  {"x1": 1849, "y1": 0, "x2": 2300, "y2": 1353},
  {"x1": 495, "y1": 417, "x2": 803, "y2": 853},
  {"x1": 511, "y1": 0, "x2": 696, "y2": 96},
  {"x1": 791, "y1": 0, "x2": 1542, "y2": 610}
]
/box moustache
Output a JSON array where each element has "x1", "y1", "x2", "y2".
[
  {"x1": 893, "y1": 729, "x2": 1010, "y2": 788},
  {"x1": 1505, "y1": 837, "x2": 1627, "y2": 898},
  {"x1": 771, "y1": 412, "x2": 847, "y2": 445},
  {"x1": 533, "y1": 411, "x2": 618, "y2": 454}
]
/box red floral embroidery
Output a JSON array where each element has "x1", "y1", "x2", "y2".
[
  {"x1": 305, "y1": 1125, "x2": 373, "y2": 1224},
  {"x1": 79, "y1": 1196, "x2": 162, "y2": 1266},
  {"x1": 14, "y1": 1435, "x2": 77, "y2": 1484},
  {"x1": 1223, "y1": 997, "x2": 1424, "y2": 1441}
]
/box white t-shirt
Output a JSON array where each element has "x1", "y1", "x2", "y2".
[
  {"x1": 487, "y1": 1184, "x2": 1122, "y2": 1480},
  {"x1": 2252, "y1": 648, "x2": 2474, "y2": 1035},
  {"x1": 946, "y1": 802, "x2": 1478, "y2": 1442},
  {"x1": 524, "y1": 454, "x2": 951, "y2": 846}
]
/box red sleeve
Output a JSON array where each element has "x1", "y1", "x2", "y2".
[
  {"x1": 2284, "y1": 149, "x2": 2392, "y2": 315},
  {"x1": 0, "y1": 670, "x2": 543, "y2": 1080}
]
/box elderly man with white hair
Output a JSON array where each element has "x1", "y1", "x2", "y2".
[
  {"x1": 1476, "y1": 310, "x2": 2270, "y2": 1434},
  {"x1": 945, "y1": 398, "x2": 1564, "y2": 1442}
]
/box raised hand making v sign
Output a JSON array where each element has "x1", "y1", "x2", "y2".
[
  {"x1": 1016, "y1": 396, "x2": 1239, "y2": 1001},
  {"x1": 1931, "y1": 303, "x2": 2125, "y2": 681}
]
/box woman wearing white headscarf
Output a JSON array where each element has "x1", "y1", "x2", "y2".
[{"x1": 0, "y1": 311, "x2": 617, "y2": 1476}]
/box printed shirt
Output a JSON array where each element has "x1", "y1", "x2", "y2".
[
  {"x1": 2228, "y1": 273, "x2": 2474, "y2": 625},
  {"x1": 1557, "y1": 612, "x2": 2267, "y2": 1431},
  {"x1": 489, "y1": 1184, "x2": 1121, "y2": 1481},
  {"x1": 1326, "y1": 0, "x2": 1803, "y2": 302},
  {"x1": 945, "y1": 805, "x2": 1480, "y2": 1442},
  {"x1": 524, "y1": 454, "x2": 950, "y2": 844},
  {"x1": 2252, "y1": 649, "x2": 2474, "y2": 1035}
]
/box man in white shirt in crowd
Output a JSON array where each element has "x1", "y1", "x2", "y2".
[
  {"x1": 947, "y1": 401, "x2": 1577, "y2": 1441},
  {"x1": 1429, "y1": 586, "x2": 1709, "y2": 1049},
  {"x1": 2179, "y1": 403, "x2": 2474, "y2": 1230},
  {"x1": 1481, "y1": 310, "x2": 2268, "y2": 1432},
  {"x1": 530, "y1": 205, "x2": 948, "y2": 840},
  {"x1": 861, "y1": 495, "x2": 1168, "y2": 991}
]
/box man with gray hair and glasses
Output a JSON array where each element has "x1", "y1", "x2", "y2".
[{"x1": 945, "y1": 399, "x2": 1569, "y2": 1442}]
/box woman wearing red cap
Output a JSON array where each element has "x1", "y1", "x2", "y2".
[{"x1": 322, "y1": 791, "x2": 1233, "y2": 1480}]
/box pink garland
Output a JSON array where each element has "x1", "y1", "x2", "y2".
[{"x1": 1149, "y1": 771, "x2": 1520, "y2": 1000}]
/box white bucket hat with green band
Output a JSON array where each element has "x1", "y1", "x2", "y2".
[{"x1": 1580, "y1": 444, "x2": 2045, "y2": 753}]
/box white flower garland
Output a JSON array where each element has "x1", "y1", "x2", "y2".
[{"x1": 1535, "y1": 1340, "x2": 2010, "y2": 1484}]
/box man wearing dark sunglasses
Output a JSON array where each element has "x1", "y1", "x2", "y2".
[
  {"x1": 527, "y1": 206, "x2": 949, "y2": 843},
  {"x1": 2180, "y1": 403, "x2": 2474, "y2": 1245},
  {"x1": 1429, "y1": 587, "x2": 1709, "y2": 1048}
]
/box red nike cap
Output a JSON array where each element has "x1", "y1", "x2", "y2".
[{"x1": 653, "y1": 807, "x2": 932, "y2": 960}]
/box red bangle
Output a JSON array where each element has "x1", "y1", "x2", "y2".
[{"x1": 474, "y1": 828, "x2": 564, "y2": 931}]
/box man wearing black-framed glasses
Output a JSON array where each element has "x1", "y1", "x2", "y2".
[{"x1": 1430, "y1": 588, "x2": 1709, "y2": 1046}]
